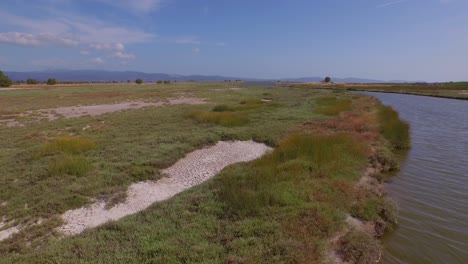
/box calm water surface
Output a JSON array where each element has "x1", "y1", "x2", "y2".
[{"x1": 360, "y1": 92, "x2": 468, "y2": 264}]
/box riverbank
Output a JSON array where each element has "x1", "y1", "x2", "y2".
[
  {"x1": 347, "y1": 88, "x2": 468, "y2": 101},
  {"x1": 283, "y1": 82, "x2": 468, "y2": 100},
  {"x1": 359, "y1": 91, "x2": 468, "y2": 263},
  {"x1": 0, "y1": 83, "x2": 409, "y2": 263}
]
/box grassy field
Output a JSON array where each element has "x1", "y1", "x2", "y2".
[
  {"x1": 0, "y1": 83, "x2": 409, "y2": 263},
  {"x1": 286, "y1": 82, "x2": 468, "y2": 100}
]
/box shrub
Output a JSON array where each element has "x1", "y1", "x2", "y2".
[
  {"x1": 48, "y1": 155, "x2": 91, "y2": 177},
  {"x1": 338, "y1": 230, "x2": 381, "y2": 263},
  {"x1": 377, "y1": 106, "x2": 410, "y2": 149},
  {"x1": 47, "y1": 78, "x2": 57, "y2": 85},
  {"x1": 212, "y1": 104, "x2": 235, "y2": 112},
  {"x1": 0, "y1": 71, "x2": 13, "y2": 87},
  {"x1": 26, "y1": 78, "x2": 38, "y2": 84},
  {"x1": 324, "y1": 76, "x2": 332, "y2": 83},
  {"x1": 189, "y1": 111, "x2": 248, "y2": 127},
  {"x1": 156, "y1": 80, "x2": 162, "y2": 84},
  {"x1": 135, "y1": 79, "x2": 143, "y2": 84}
]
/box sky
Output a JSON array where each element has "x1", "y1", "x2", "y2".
[{"x1": 0, "y1": 0, "x2": 467, "y2": 82}]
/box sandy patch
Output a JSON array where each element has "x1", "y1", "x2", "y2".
[
  {"x1": 213, "y1": 87, "x2": 244, "y2": 91},
  {"x1": 0, "y1": 97, "x2": 206, "y2": 127},
  {"x1": 0, "y1": 88, "x2": 26, "y2": 91},
  {"x1": 0, "y1": 119, "x2": 24, "y2": 127},
  {"x1": 0, "y1": 223, "x2": 20, "y2": 242},
  {"x1": 58, "y1": 140, "x2": 272, "y2": 235},
  {"x1": 43, "y1": 101, "x2": 166, "y2": 120}
]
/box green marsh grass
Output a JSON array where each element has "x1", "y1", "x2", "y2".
[
  {"x1": 377, "y1": 105, "x2": 410, "y2": 149},
  {"x1": 212, "y1": 104, "x2": 235, "y2": 112},
  {"x1": 218, "y1": 134, "x2": 368, "y2": 216},
  {"x1": 0, "y1": 84, "x2": 409, "y2": 263},
  {"x1": 39, "y1": 136, "x2": 96, "y2": 156},
  {"x1": 315, "y1": 97, "x2": 352, "y2": 116},
  {"x1": 189, "y1": 111, "x2": 248, "y2": 127},
  {"x1": 48, "y1": 155, "x2": 91, "y2": 177}
]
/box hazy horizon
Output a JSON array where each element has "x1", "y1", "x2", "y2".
[{"x1": 1, "y1": 0, "x2": 467, "y2": 82}]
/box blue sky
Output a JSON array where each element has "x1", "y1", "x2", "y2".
[{"x1": 0, "y1": 0, "x2": 467, "y2": 81}]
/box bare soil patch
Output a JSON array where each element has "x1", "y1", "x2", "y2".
[
  {"x1": 0, "y1": 97, "x2": 206, "y2": 127},
  {"x1": 0, "y1": 222, "x2": 20, "y2": 242}
]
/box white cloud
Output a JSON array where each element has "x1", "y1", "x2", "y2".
[
  {"x1": 0, "y1": 32, "x2": 79, "y2": 47},
  {"x1": 192, "y1": 47, "x2": 200, "y2": 53},
  {"x1": 0, "y1": 10, "x2": 156, "y2": 46},
  {"x1": 377, "y1": 0, "x2": 409, "y2": 8},
  {"x1": 112, "y1": 51, "x2": 135, "y2": 60},
  {"x1": 89, "y1": 42, "x2": 125, "y2": 52},
  {"x1": 96, "y1": 0, "x2": 166, "y2": 13},
  {"x1": 91, "y1": 57, "x2": 105, "y2": 64}
]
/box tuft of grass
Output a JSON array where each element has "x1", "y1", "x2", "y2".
[
  {"x1": 47, "y1": 155, "x2": 92, "y2": 177},
  {"x1": 189, "y1": 111, "x2": 248, "y2": 127},
  {"x1": 212, "y1": 104, "x2": 235, "y2": 112},
  {"x1": 218, "y1": 134, "x2": 367, "y2": 216},
  {"x1": 238, "y1": 98, "x2": 266, "y2": 110},
  {"x1": 377, "y1": 105, "x2": 410, "y2": 149},
  {"x1": 39, "y1": 136, "x2": 96, "y2": 156},
  {"x1": 315, "y1": 97, "x2": 352, "y2": 116},
  {"x1": 239, "y1": 98, "x2": 263, "y2": 105},
  {"x1": 338, "y1": 230, "x2": 381, "y2": 263}
]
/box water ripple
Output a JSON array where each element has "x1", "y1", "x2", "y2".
[{"x1": 359, "y1": 92, "x2": 468, "y2": 264}]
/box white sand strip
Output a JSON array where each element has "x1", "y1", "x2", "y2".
[
  {"x1": 0, "y1": 226, "x2": 20, "y2": 242},
  {"x1": 0, "y1": 97, "x2": 206, "y2": 127},
  {"x1": 43, "y1": 97, "x2": 206, "y2": 120},
  {"x1": 58, "y1": 140, "x2": 272, "y2": 235}
]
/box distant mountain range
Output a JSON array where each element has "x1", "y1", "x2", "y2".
[{"x1": 4, "y1": 70, "x2": 404, "y2": 83}]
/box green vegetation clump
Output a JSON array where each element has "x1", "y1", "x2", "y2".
[
  {"x1": 38, "y1": 137, "x2": 96, "y2": 177},
  {"x1": 377, "y1": 105, "x2": 410, "y2": 149},
  {"x1": 338, "y1": 230, "x2": 381, "y2": 263},
  {"x1": 135, "y1": 79, "x2": 143, "y2": 84},
  {"x1": 26, "y1": 79, "x2": 39, "y2": 84},
  {"x1": 212, "y1": 104, "x2": 235, "y2": 112},
  {"x1": 189, "y1": 111, "x2": 248, "y2": 127},
  {"x1": 0, "y1": 70, "x2": 13, "y2": 87},
  {"x1": 219, "y1": 134, "x2": 367, "y2": 216},
  {"x1": 48, "y1": 155, "x2": 91, "y2": 177},
  {"x1": 47, "y1": 78, "x2": 57, "y2": 85},
  {"x1": 315, "y1": 97, "x2": 352, "y2": 115},
  {"x1": 39, "y1": 136, "x2": 96, "y2": 156}
]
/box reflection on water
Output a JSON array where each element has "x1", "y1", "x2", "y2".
[{"x1": 359, "y1": 92, "x2": 468, "y2": 264}]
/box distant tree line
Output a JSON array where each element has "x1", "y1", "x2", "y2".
[{"x1": 0, "y1": 71, "x2": 12, "y2": 87}]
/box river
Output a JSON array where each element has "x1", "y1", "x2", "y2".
[{"x1": 359, "y1": 92, "x2": 468, "y2": 263}]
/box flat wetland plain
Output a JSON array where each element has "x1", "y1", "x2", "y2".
[{"x1": 0, "y1": 82, "x2": 409, "y2": 263}]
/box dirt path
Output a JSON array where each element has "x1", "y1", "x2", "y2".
[{"x1": 58, "y1": 140, "x2": 272, "y2": 235}]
